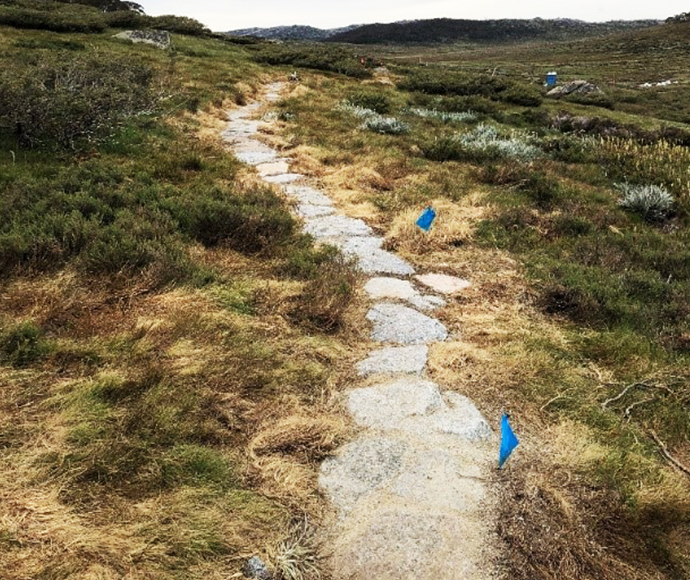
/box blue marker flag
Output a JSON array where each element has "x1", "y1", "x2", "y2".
[
  {"x1": 499, "y1": 414, "x2": 519, "y2": 469},
  {"x1": 416, "y1": 206, "x2": 436, "y2": 232}
]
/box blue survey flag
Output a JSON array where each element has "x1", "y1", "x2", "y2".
[
  {"x1": 499, "y1": 414, "x2": 519, "y2": 468},
  {"x1": 416, "y1": 206, "x2": 436, "y2": 232}
]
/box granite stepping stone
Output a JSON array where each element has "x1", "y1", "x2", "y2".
[
  {"x1": 330, "y1": 507, "x2": 487, "y2": 580},
  {"x1": 319, "y1": 437, "x2": 408, "y2": 513},
  {"x1": 415, "y1": 273, "x2": 471, "y2": 295},
  {"x1": 284, "y1": 185, "x2": 334, "y2": 207},
  {"x1": 304, "y1": 215, "x2": 373, "y2": 240},
  {"x1": 347, "y1": 378, "x2": 443, "y2": 430},
  {"x1": 296, "y1": 203, "x2": 335, "y2": 218},
  {"x1": 264, "y1": 173, "x2": 304, "y2": 184},
  {"x1": 234, "y1": 145, "x2": 278, "y2": 165},
  {"x1": 364, "y1": 277, "x2": 446, "y2": 310},
  {"x1": 257, "y1": 160, "x2": 291, "y2": 177},
  {"x1": 366, "y1": 303, "x2": 448, "y2": 344},
  {"x1": 399, "y1": 392, "x2": 492, "y2": 441},
  {"x1": 389, "y1": 449, "x2": 487, "y2": 511},
  {"x1": 342, "y1": 237, "x2": 414, "y2": 276},
  {"x1": 356, "y1": 345, "x2": 428, "y2": 376}
]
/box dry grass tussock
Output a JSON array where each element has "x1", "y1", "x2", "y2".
[
  {"x1": 384, "y1": 194, "x2": 489, "y2": 256},
  {"x1": 0, "y1": 254, "x2": 355, "y2": 578},
  {"x1": 497, "y1": 421, "x2": 690, "y2": 580}
]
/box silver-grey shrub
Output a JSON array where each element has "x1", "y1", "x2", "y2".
[
  {"x1": 459, "y1": 124, "x2": 541, "y2": 162},
  {"x1": 362, "y1": 116, "x2": 410, "y2": 135},
  {"x1": 337, "y1": 100, "x2": 410, "y2": 134},
  {"x1": 616, "y1": 183, "x2": 674, "y2": 221},
  {"x1": 404, "y1": 107, "x2": 477, "y2": 123}
]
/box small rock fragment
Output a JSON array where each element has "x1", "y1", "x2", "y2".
[{"x1": 242, "y1": 556, "x2": 272, "y2": 580}]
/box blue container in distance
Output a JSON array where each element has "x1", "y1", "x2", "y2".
[{"x1": 546, "y1": 71, "x2": 557, "y2": 87}]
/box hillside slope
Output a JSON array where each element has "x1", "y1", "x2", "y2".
[
  {"x1": 227, "y1": 24, "x2": 360, "y2": 40},
  {"x1": 327, "y1": 17, "x2": 660, "y2": 44}
]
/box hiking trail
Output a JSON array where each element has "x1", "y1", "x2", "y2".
[{"x1": 223, "y1": 82, "x2": 500, "y2": 580}]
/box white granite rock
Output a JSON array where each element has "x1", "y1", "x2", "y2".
[
  {"x1": 366, "y1": 303, "x2": 448, "y2": 344},
  {"x1": 356, "y1": 345, "x2": 429, "y2": 376},
  {"x1": 347, "y1": 378, "x2": 443, "y2": 429},
  {"x1": 415, "y1": 273, "x2": 471, "y2": 295}
]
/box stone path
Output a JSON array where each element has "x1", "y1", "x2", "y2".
[{"x1": 223, "y1": 83, "x2": 497, "y2": 580}]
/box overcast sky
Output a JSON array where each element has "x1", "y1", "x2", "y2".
[{"x1": 140, "y1": 1, "x2": 685, "y2": 31}]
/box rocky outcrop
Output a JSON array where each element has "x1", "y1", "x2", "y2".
[
  {"x1": 114, "y1": 30, "x2": 171, "y2": 49},
  {"x1": 547, "y1": 80, "x2": 602, "y2": 97}
]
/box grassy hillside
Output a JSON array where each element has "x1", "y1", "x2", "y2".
[
  {"x1": 0, "y1": 8, "x2": 361, "y2": 580},
  {"x1": 1, "y1": 4, "x2": 689, "y2": 580},
  {"x1": 327, "y1": 17, "x2": 660, "y2": 45}
]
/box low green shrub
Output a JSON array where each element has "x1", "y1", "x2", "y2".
[
  {"x1": 0, "y1": 53, "x2": 157, "y2": 149},
  {"x1": 502, "y1": 84, "x2": 543, "y2": 107},
  {"x1": 253, "y1": 44, "x2": 372, "y2": 79},
  {"x1": 167, "y1": 186, "x2": 297, "y2": 254},
  {"x1": 0, "y1": 320, "x2": 50, "y2": 367},
  {"x1": 399, "y1": 69, "x2": 541, "y2": 107},
  {"x1": 347, "y1": 90, "x2": 391, "y2": 114},
  {"x1": 0, "y1": 3, "x2": 106, "y2": 33}
]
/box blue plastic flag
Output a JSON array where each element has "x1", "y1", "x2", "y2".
[
  {"x1": 499, "y1": 414, "x2": 519, "y2": 469},
  {"x1": 415, "y1": 206, "x2": 436, "y2": 232}
]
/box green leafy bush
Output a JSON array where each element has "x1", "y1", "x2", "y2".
[
  {"x1": 0, "y1": 54, "x2": 157, "y2": 149},
  {"x1": 0, "y1": 321, "x2": 50, "y2": 367},
  {"x1": 0, "y1": 2, "x2": 106, "y2": 32},
  {"x1": 167, "y1": 186, "x2": 297, "y2": 254},
  {"x1": 347, "y1": 91, "x2": 391, "y2": 114},
  {"x1": 253, "y1": 44, "x2": 372, "y2": 79},
  {"x1": 399, "y1": 69, "x2": 541, "y2": 106}
]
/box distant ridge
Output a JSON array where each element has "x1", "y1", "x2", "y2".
[
  {"x1": 226, "y1": 24, "x2": 360, "y2": 41},
  {"x1": 325, "y1": 17, "x2": 661, "y2": 44}
]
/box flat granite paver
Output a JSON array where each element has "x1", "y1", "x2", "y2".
[
  {"x1": 347, "y1": 378, "x2": 443, "y2": 429},
  {"x1": 356, "y1": 345, "x2": 429, "y2": 376},
  {"x1": 233, "y1": 142, "x2": 279, "y2": 165},
  {"x1": 330, "y1": 505, "x2": 489, "y2": 580},
  {"x1": 415, "y1": 273, "x2": 471, "y2": 295},
  {"x1": 398, "y1": 392, "x2": 492, "y2": 441},
  {"x1": 297, "y1": 203, "x2": 336, "y2": 218},
  {"x1": 364, "y1": 277, "x2": 417, "y2": 300},
  {"x1": 304, "y1": 216, "x2": 373, "y2": 240},
  {"x1": 256, "y1": 160, "x2": 291, "y2": 176},
  {"x1": 319, "y1": 437, "x2": 408, "y2": 513},
  {"x1": 364, "y1": 277, "x2": 446, "y2": 310},
  {"x1": 342, "y1": 237, "x2": 414, "y2": 276},
  {"x1": 367, "y1": 303, "x2": 448, "y2": 344},
  {"x1": 264, "y1": 173, "x2": 304, "y2": 184},
  {"x1": 284, "y1": 185, "x2": 334, "y2": 207}
]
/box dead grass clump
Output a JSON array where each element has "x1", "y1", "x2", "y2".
[
  {"x1": 384, "y1": 195, "x2": 488, "y2": 255},
  {"x1": 497, "y1": 422, "x2": 690, "y2": 580},
  {"x1": 268, "y1": 517, "x2": 322, "y2": 580},
  {"x1": 250, "y1": 415, "x2": 346, "y2": 463},
  {"x1": 291, "y1": 254, "x2": 358, "y2": 332}
]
